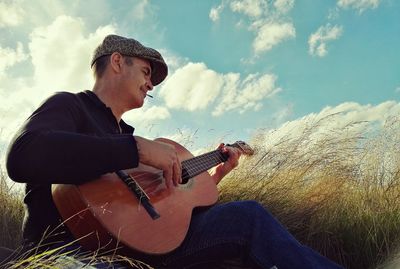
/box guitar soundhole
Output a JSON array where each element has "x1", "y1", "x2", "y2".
[{"x1": 181, "y1": 168, "x2": 190, "y2": 184}]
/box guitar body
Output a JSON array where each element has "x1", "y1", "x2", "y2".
[{"x1": 52, "y1": 138, "x2": 219, "y2": 255}]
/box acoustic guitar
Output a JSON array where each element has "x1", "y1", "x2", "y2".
[{"x1": 52, "y1": 138, "x2": 254, "y2": 255}]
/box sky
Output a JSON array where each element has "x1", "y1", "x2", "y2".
[{"x1": 0, "y1": 0, "x2": 400, "y2": 169}]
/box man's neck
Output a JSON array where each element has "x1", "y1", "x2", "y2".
[{"x1": 92, "y1": 82, "x2": 124, "y2": 122}]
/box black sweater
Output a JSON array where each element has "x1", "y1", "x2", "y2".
[{"x1": 6, "y1": 90, "x2": 139, "y2": 245}]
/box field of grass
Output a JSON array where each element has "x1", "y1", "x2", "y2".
[
  {"x1": 1, "y1": 116, "x2": 400, "y2": 268},
  {"x1": 218, "y1": 116, "x2": 400, "y2": 269},
  {"x1": 0, "y1": 168, "x2": 24, "y2": 250}
]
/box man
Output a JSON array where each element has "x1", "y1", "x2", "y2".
[{"x1": 6, "y1": 34, "x2": 343, "y2": 269}]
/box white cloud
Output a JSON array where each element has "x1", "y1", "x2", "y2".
[
  {"x1": 131, "y1": 0, "x2": 150, "y2": 21},
  {"x1": 327, "y1": 7, "x2": 341, "y2": 20},
  {"x1": 159, "y1": 62, "x2": 224, "y2": 111},
  {"x1": 0, "y1": 1, "x2": 25, "y2": 27},
  {"x1": 0, "y1": 43, "x2": 28, "y2": 74},
  {"x1": 209, "y1": 0, "x2": 296, "y2": 56},
  {"x1": 0, "y1": 15, "x2": 115, "y2": 102},
  {"x1": 123, "y1": 104, "x2": 171, "y2": 134},
  {"x1": 395, "y1": 86, "x2": 400, "y2": 93},
  {"x1": 18, "y1": 0, "x2": 70, "y2": 27},
  {"x1": 230, "y1": 0, "x2": 264, "y2": 18},
  {"x1": 337, "y1": 0, "x2": 381, "y2": 12},
  {"x1": 308, "y1": 24, "x2": 343, "y2": 57},
  {"x1": 158, "y1": 49, "x2": 188, "y2": 75},
  {"x1": 29, "y1": 15, "x2": 115, "y2": 96},
  {"x1": 159, "y1": 62, "x2": 281, "y2": 116},
  {"x1": 213, "y1": 73, "x2": 281, "y2": 116},
  {"x1": 274, "y1": 0, "x2": 295, "y2": 14},
  {"x1": 209, "y1": 3, "x2": 225, "y2": 22},
  {"x1": 252, "y1": 21, "x2": 296, "y2": 54},
  {"x1": 124, "y1": 104, "x2": 170, "y2": 123}
]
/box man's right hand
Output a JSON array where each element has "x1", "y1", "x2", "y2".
[{"x1": 134, "y1": 136, "x2": 182, "y2": 189}]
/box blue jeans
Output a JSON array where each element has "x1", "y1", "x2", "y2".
[
  {"x1": 61, "y1": 201, "x2": 343, "y2": 269},
  {"x1": 154, "y1": 201, "x2": 343, "y2": 269}
]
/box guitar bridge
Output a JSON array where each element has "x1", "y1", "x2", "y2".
[{"x1": 116, "y1": 170, "x2": 160, "y2": 220}]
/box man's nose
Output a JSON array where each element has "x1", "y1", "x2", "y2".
[{"x1": 146, "y1": 79, "x2": 154, "y2": 91}]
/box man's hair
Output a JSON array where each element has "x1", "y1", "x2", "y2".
[{"x1": 92, "y1": 54, "x2": 134, "y2": 79}]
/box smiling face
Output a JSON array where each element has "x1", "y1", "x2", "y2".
[{"x1": 119, "y1": 56, "x2": 154, "y2": 110}]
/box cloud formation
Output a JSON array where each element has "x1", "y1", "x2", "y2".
[
  {"x1": 274, "y1": 0, "x2": 295, "y2": 14},
  {"x1": 337, "y1": 0, "x2": 381, "y2": 12},
  {"x1": 252, "y1": 21, "x2": 296, "y2": 54},
  {"x1": 308, "y1": 24, "x2": 343, "y2": 57},
  {"x1": 0, "y1": 2, "x2": 25, "y2": 28},
  {"x1": 209, "y1": 0, "x2": 296, "y2": 56},
  {"x1": 0, "y1": 43, "x2": 28, "y2": 74},
  {"x1": 159, "y1": 62, "x2": 281, "y2": 116},
  {"x1": 159, "y1": 62, "x2": 224, "y2": 111},
  {"x1": 209, "y1": 2, "x2": 225, "y2": 22},
  {"x1": 213, "y1": 72, "x2": 281, "y2": 116},
  {"x1": 130, "y1": 0, "x2": 150, "y2": 21},
  {"x1": 230, "y1": 0, "x2": 264, "y2": 18},
  {"x1": 29, "y1": 16, "x2": 115, "y2": 94},
  {"x1": 123, "y1": 104, "x2": 171, "y2": 133}
]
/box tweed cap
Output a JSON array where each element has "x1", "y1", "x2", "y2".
[{"x1": 91, "y1": 34, "x2": 168, "y2": 86}]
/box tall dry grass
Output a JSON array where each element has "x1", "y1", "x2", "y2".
[
  {"x1": 218, "y1": 115, "x2": 400, "y2": 269},
  {"x1": 0, "y1": 168, "x2": 24, "y2": 250}
]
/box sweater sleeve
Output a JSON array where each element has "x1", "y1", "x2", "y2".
[{"x1": 6, "y1": 92, "x2": 139, "y2": 184}]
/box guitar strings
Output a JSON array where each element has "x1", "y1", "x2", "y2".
[
  {"x1": 182, "y1": 143, "x2": 244, "y2": 178},
  {"x1": 184, "y1": 150, "x2": 226, "y2": 176},
  {"x1": 180, "y1": 150, "x2": 226, "y2": 179},
  {"x1": 125, "y1": 149, "x2": 227, "y2": 184}
]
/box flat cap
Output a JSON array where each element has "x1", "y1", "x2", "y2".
[{"x1": 91, "y1": 34, "x2": 168, "y2": 86}]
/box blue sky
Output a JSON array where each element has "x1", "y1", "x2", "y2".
[{"x1": 0, "y1": 0, "x2": 399, "y2": 162}]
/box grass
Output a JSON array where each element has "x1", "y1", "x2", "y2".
[
  {"x1": 2, "y1": 243, "x2": 154, "y2": 269},
  {"x1": 218, "y1": 115, "x2": 400, "y2": 269},
  {"x1": 1, "y1": 115, "x2": 400, "y2": 268},
  {"x1": 0, "y1": 168, "x2": 24, "y2": 250}
]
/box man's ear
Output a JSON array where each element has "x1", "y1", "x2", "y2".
[{"x1": 110, "y1": 52, "x2": 123, "y2": 73}]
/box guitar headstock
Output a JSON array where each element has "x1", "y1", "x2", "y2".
[{"x1": 227, "y1": 141, "x2": 254, "y2": 156}]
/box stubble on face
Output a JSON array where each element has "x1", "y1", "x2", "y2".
[{"x1": 120, "y1": 57, "x2": 153, "y2": 110}]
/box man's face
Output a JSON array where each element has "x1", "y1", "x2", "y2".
[{"x1": 120, "y1": 56, "x2": 153, "y2": 109}]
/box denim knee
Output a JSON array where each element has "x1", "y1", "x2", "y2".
[{"x1": 226, "y1": 200, "x2": 270, "y2": 222}]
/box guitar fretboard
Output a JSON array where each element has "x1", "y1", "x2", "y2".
[{"x1": 181, "y1": 150, "x2": 229, "y2": 182}]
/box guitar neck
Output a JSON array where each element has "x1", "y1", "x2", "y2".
[{"x1": 181, "y1": 150, "x2": 229, "y2": 181}]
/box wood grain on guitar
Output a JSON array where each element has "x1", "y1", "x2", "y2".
[{"x1": 52, "y1": 138, "x2": 254, "y2": 255}]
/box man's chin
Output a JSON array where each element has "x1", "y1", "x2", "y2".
[{"x1": 136, "y1": 100, "x2": 145, "y2": 109}]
